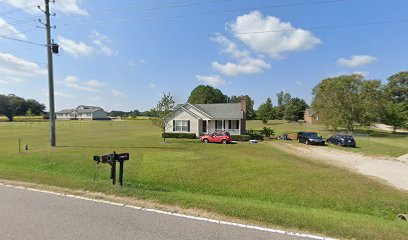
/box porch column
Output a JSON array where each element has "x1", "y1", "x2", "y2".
[
  {"x1": 238, "y1": 119, "x2": 241, "y2": 135},
  {"x1": 222, "y1": 120, "x2": 224, "y2": 131},
  {"x1": 206, "y1": 120, "x2": 209, "y2": 134}
]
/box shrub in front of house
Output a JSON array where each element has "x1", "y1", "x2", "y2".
[
  {"x1": 162, "y1": 133, "x2": 197, "y2": 139},
  {"x1": 245, "y1": 129, "x2": 265, "y2": 141},
  {"x1": 231, "y1": 135, "x2": 251, "y2": 141}
]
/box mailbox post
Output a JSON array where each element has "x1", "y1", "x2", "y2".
[{"x1": 93, "y1": 151, "x2": 129, "y2": 186}]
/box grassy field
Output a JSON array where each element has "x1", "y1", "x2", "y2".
[
  {"x1": 0, "y1": 120, "x2": 407, "y2": 239},
  {"x1": 248, "y1": 120, "x2": 408, "y2": 158}
]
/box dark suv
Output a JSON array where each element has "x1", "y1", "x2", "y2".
[
  {"x1": 327, "y1": 135, "x2": 356, "y2": 147},
  {"x1": 297, "y1": 132, "x2": 325, "y2": 146}
]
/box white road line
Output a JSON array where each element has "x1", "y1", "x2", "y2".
[{"x1": 0, "y1": 182, "x2": 336, "y2": 240}]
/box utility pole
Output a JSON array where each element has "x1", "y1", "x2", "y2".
[{"x1": 40, "y1": 0, "x2": 56, "y2": 146}]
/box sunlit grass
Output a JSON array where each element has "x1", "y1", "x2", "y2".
[{"x1": 0, "y1": 120, "x2": 407, "y2": 239}]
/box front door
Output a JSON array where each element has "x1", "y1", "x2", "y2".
[{"x1": 202, "y1": 121, "x2": 207, "y2": 133}]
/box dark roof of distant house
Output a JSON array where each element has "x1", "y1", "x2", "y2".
[
  {"x1": 56, "y1": 109, "x2": 75, "y2": 114},
  {"x1": 174, "y1": 102, "x2": 243, "y2": 119},
  {"x1": 57, "y1": 105, "x2": 105, "y2": 114}
]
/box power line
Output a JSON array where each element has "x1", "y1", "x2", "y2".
[
  {"x1": 0, "y1": 17, "x2": 38, "y2": 29},
  {"x1": 0, "y1": 50, "x2": 47, "y2": 65},
  {"x1": 90, "y1": 0, "x2": 236, "y2": 14},
  {"x1": 63, "y1": 0, "x2": 362, "y2": 25},
  {"x1": 0, "y1": 34, "x2": 45, "y2": 46},
  {"x1": 229, "y1": 19, "x2": 408, "y2": 36}
]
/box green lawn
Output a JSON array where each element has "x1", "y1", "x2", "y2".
[
  {"x1": 0, "y1": 120, "x2": 407, "y2": 239},
  {"x1": 248, "y1": 120, "x2": 408, "y2": 158}
]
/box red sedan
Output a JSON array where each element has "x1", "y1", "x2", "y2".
[{"x1": 200, "y1": 131, "x2": 232, "y2": 144}]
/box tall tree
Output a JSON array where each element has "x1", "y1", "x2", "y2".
[
  {"x1": 312, "y1": 74, "x2": 381, "y2": 132},
  {"x1": 25, "y1": 99, "x2": 46, "y2": 115},
  {"x1": 283, "y1": 98, "x2": 309, "y2": 121},
  {"x1": 275, "y1": 91, "x2": 291, "y2": 120},
  {"x1": 188, "y1": 85, "x2": 227, "y2": 104},
  {"x1": 385, "y1": 71, "x2": 408, "y2": 104},
  {"x1": 0, "y1": 94, "x2": 44, "y2": 121},
  {"x1": 382, "y1": 101, "x2": 407, "y2": 133},
  {"x1": 359, "y1": 80, "x2": 383, "y2": 127},
  {"x1": 229, "y1": 95, "x2": 256, "y2": 119},
  {"x1": 257, "y1": 97, "x2": 274, "y2": 124},
  {"x1": 276, "y1": 91, "x2": 284, "y2": 119},
  {"x1": 151, "y1": 92, "x2": 175, "y2": 141}
]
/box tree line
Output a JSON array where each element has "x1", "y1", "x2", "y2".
[
  {"x1": 186, "y1": 85, "x2": 309, "y2": 123},
  {"x1": 312, "y1": 72, "x2": 407, "y2": 132},
  {"x1": 0, "y1": 94, "x2": 45, "y2": 121}
]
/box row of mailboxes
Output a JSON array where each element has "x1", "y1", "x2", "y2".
[{"x1": 93, "y1": 152, "x2": 129, "y2": 186}]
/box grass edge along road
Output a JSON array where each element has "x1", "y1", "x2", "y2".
[{"x1": 0, "y1": 120, "x2": 407, "y2": 239}]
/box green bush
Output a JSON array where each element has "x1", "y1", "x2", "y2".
[
  {"x1": 245, "y1": 129, "x2": 265, "y2": 141},
  {"x1": 260, "y1": 127, "x2": 275, "y2": 138},
  {"x1": 162, "y1": 132, "x2": 197, "y2": 139},
  {"x1": 231, "y1": 135, "x2": 251, "y2": 141}
]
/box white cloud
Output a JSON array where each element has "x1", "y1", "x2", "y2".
[
  {"x1": 212, "y1": 34, "x2": 250, "y2": 59},
  {"x1": 62, "y1": 76, "x2": 99, "y2": 92},
  {"x1": 148, "y1": 83, "x2": 156, "y2": 88},
  {"x1": 42, "y1": 88, "x2": 75, "y2": 98},
  {"x1": 5, "y1": 0, "x2": 87, "y2": 15},
  {"x1": 0, "y1": 18, "x2": 27, "y2": 40},
  {"x1": 55, "y1": 91, "x2": 75, "y2": 98},
  {"x1": 228, "y1": 11, "x2": 321, "y2": 58},
  {"x1": 212, "y1": 58, "x2": 270, "y2": 76},
  {"x1": 84, "y1": 79, "x2": 106, "y2": 88},
  {"x1": 196, "y1": 75, "x2": 226, "y2": 87},
  {"x1": 55, "y1": 0, "x2": 88, "y2": 16},
  {"x1": 336, "y1": 55, "x2": 377, "y2": 68},
  {"x1": 295, "y1": 81, "x2": 302, "y2": 85},
  {"x1": 128, "y1": 59, "x2": 148, "y2": 67},
  {"x1": 58, "y1": 36, "x2": 93, "y2": 58},
  {"x1": 128, "y1": 59, "x2": 137, "y2": 67},
  {"x1": 211, "y1": 34, "x2": 271, "y2": 76},
  {"x1": 0, "y1": 76, "x2": 25, "y2": 85},
  {"x1": 111, "y1": 89, "x2": 125, "y2": 97},
  {"x1": 0, "y1": 52, "x2": 47, "y2": 77},
  {"x1": 90, "y1": 30, "x2": 116, "y2": 57}
]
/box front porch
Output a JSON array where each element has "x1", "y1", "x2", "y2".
[{"x1": 199, "y1": 119, "x2": 242, "y2": 136}]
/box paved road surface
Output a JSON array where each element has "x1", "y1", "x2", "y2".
[{"x1": 0, "y1": 184, "x2": 321, "y2": 240}]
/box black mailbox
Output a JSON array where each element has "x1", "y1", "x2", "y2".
[{"x1": 93, "y1": 151, "x2": 129, "y2": 186}]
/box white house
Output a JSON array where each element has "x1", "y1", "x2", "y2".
[
  {"x1": 56, "y1": 105, "x2": 108, "y2": 120},
  {"x1": 166, "y1": 97, "x2": 247, "y2": 137}
]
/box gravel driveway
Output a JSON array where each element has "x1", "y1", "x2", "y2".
[{"x1": 272, "y1": 142, "x2": 408, "y2": 191}]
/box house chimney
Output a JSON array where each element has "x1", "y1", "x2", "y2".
[{"x1": 240, "y1": 96, "x2": 247, "y2": 119}]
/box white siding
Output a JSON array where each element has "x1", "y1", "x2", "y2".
[
  {"x1": 92, "y1": 110, "x2": 107, "y2": 119},
  {"x1": 183, "y1": 104, "x2": 211, "y2": 120},
  {"x1": 167, "y1": 108, "x2": 199, "y2": 136}
]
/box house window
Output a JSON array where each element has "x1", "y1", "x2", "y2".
[
  {"x1": 202, "y1": 121, "x2": 207, "y2": 133},
  {"x1": 229, "y1": 120, "x2": 239, "y2": 130},
  {"x1": 174, "y1": 120, "x2": 189, "y2": 132},
  {"x1": 216, "y1": 120, "x2": 223, "y2": 130}
]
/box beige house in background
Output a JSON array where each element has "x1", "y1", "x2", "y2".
[
  {"x1": 56, "y1": 105, "x2": 108, "y2": 120},
  {"x1": 166, "y1": 97, "x2": 247, "y2": 137}
]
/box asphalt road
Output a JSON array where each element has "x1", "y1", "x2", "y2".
[{"x1": 0, "y1": 184, "x2": 322, "y2": 240}]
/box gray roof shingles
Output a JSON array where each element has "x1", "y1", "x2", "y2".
[{"x1": 193, "y1": 103, "x2": 243, "y2": 119}]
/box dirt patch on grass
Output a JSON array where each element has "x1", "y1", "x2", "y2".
[{"x1": 271, "y1": 142, "x2": 408, "y2": 192}]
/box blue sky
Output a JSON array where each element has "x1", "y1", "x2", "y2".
[{"x1": 0, "y1": 0, "x2": 407, "y2": 111}]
